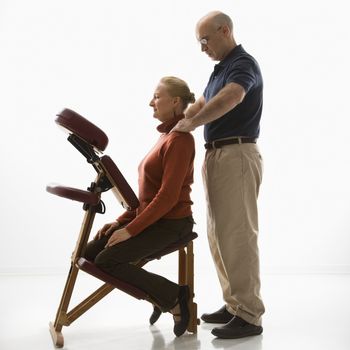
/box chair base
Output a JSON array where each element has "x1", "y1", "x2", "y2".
[{"x1": 49, "y1": 238, "x2": 199, "y2": 348}]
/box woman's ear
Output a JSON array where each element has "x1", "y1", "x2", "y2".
[{"x1": 173, "y1": 96, "x2": 181, "y2": 106}]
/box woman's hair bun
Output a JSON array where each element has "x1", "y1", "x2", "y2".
[{"x1": 188, "y1": 92, "x2": 196, "y2": 104}]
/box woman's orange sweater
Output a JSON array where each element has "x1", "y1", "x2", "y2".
[{"x1": 116, "y1": 115, "x2": 195, "y2": 236}]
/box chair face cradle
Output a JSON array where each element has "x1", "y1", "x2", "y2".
[
  {"x1": 47, "y1": 108, "x2": 199, "y2": 348},
  {"x1": 56, "y1": 108, "x2": 109, "y2": 152}
]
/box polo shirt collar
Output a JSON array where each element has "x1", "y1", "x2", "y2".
[
  {"x1": 215, "y1": 44, "x2": 243, "y2": 70},
  {"x1": 157, "y1": 114, "x2": 185, "y2": 133}
]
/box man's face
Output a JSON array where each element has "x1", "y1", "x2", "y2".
[{"x1": 196, "y1": 21, "x2": 225, "y2": 61}]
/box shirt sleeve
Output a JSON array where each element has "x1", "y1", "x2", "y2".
[
  {"x1": 226, "y1": 58, "x2": 257, "y2": 93},
  {"x1": 116, "y1": 209, "x2": 136, "y2": 225},
  {"x1": 125, "y1": 133, "x2": 194, "y2": 236}
]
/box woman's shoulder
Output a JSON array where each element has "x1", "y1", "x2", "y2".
[
  {"x1": 167, "y1": 131, "x2": 194, "y2": 143},
  {"x1": 162, "y1": 131, "x2": 195, "y2": 151}
]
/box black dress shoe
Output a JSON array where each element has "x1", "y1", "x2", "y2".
[
  {"x1": 172, "y1": 285, "x2": 190, "y2": 337},
  {"x1": 201, "y1": 305, "x2": 234, "y2": 324},
  {"x1": 211, "y1": 315, "x2": 263, "y2": 339},
  {"x1": 149, "y1": 305, "x2": 162, "y2": 325}
]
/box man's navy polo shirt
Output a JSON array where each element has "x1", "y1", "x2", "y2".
[{"x1": 203, "y1": 44, "x2": 263, "y2": 142}]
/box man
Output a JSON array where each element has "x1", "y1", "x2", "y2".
[{"x1": 172, "y1": 11, "x2": 265, "y2": 339}]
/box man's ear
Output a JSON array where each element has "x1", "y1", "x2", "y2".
[{"x1": 222, "y1": 24, "x2": 231, "y2": 37}]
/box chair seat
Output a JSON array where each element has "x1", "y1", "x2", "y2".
[
  {"x1": 145, "y1": 231, "x2": 198, "y2": 261},
  {"x1": 56, "y1": 108, "x2": 109, "y2": 152},
  {"x1": 46, "y1": 184, "x2": 99, "y2": 205}
]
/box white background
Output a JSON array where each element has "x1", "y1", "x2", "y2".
[{"x1": 1, "y1": 0, "x2": 349, "y2": 275}]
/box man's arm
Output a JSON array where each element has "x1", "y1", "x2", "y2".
[
  {"x1": 172, "y1": 82, "x2": 246, "y2": 132},
  {"x1": 185, "y1": 95, "x2": 206, "y2": 119}
]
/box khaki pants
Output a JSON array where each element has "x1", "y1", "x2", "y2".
[{"x1": 202, "y1": 142, "x2": 265, "y2": 326}]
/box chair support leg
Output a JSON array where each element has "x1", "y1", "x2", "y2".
[
  {"x1": 178, "y1": 248, "x2": 187, "y2": 285},
  {"x1": 66, "y1": 283, "x2": 115, "y2": 325},
  {"x1": 49, "y1": 199, "x2": 98, "y2": 348},
  {"x1": 49, "y1": 264, "x2": 79, "y2": 348},
  {"x1": 49, "y1": 321, "x2": 64, "y2": 348},
  {"x1": 178, "y1": 242, "x2": 200, "y2": 333},
  {"x1": 185, "y1": 241, "x2": 200, "y2": 332}
]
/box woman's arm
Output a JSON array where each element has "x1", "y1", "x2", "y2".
[
  {"x1": 124, "y1": 133, "x2": 194, "y2": 236},
  {"x1": 116, "y1": 209, "x2": 136, "y2": 225}
]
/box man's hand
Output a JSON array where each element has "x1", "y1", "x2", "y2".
[
  {"x1": 171, "y1": 118, "x2": 196, "y2": 133},
  {"x1": 105, "y1": 227, "x2": 132, "y2": 247},
  {"x1": 94, "y1": 221, "x2": 120, "y2": 240}
]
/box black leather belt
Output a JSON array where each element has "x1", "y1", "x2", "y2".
[{"x1": 204, "y1": 137, "x2": 257, "y2": 150}]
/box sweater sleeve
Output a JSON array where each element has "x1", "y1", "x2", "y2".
[
  {"x1": 125, "y1": 133, "x2": 194, "y2": 236},
  {"x1": 116, "y1": 209, "x2": 136, "y2": 225}
]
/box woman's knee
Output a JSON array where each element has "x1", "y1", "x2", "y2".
[
  {"x1": 84, "y1": 235, "x2": 112, "y2": 261},
  {"x1": 94, "y1": 250, "x2": 110, "y2": 268},
  {"x1": 84, "y1": 241, "x2": 100, "y2": 261},
  {"x1": 94, "y1": 249, "x2": 121, "y2": 270}
]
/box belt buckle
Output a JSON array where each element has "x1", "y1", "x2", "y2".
[{"x1": 211, "y1": 140, "x2": 218, "y2": 149}]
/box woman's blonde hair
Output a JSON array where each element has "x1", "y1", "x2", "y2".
[{"x1": 160, "y1": 76, "x2": 195, "y2": 110}]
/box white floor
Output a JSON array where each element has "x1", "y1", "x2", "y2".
[{"x1": 1, "y1": 271, "x2": 350, "y2": 350}]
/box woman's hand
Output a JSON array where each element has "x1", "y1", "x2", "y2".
[
  {"x1": 94, "y1": 221, "x2": 120, "y2": 240},
  {"x1": 105, "y1": 227, "x2": 132, "y2": 247}
]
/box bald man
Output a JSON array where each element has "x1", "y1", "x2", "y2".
[{"x1": 172, "y1": 11, "x2": 265, "y2": 339}]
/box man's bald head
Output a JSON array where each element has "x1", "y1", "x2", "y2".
[
  {"x1": 196, "y1": 11, "x2": 236, "y2": 61},
  {"x1": 197, "y1": 11, "x2": 233, "y2": 36}
]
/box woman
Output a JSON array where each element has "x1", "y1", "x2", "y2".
[{"x1": 84, "y1": 76, "x2": 196, "y2": 337}]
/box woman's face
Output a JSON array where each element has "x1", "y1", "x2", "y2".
[{"x1": 149, "y1": 83, "x2": 178, "y2": 122}]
